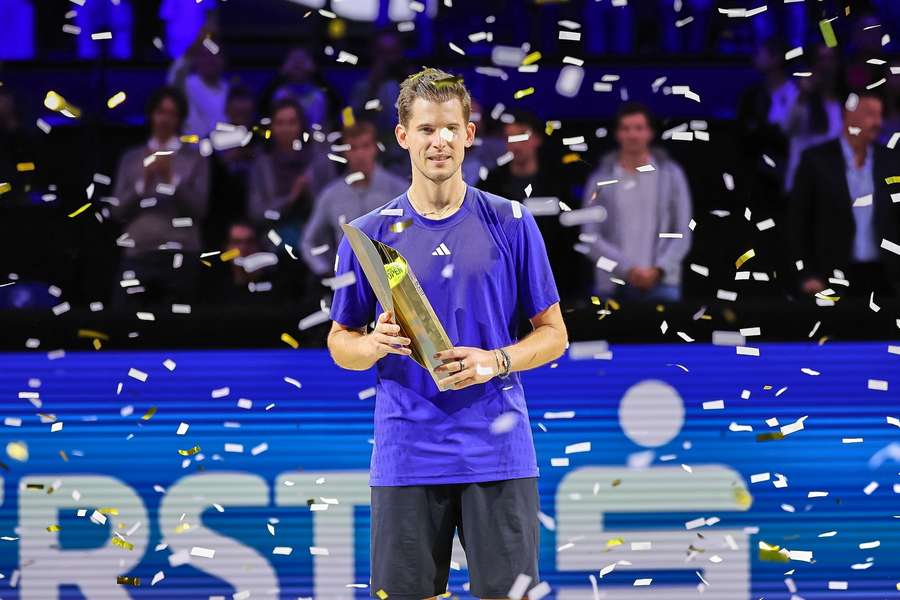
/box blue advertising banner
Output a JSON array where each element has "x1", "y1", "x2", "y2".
[{"x1": 0, "y1": 342, "x2": 898, "y2": 599}]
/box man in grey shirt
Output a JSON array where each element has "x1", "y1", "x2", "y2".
[
  {"x1": 301, "y1": 120, "x2": 409, "y2": 277},
  {"x1": 581, "y1": 102, "x2": 693, "y2": 302}
]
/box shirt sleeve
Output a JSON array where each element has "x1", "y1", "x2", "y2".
[
  {"x1": 329, "y1": 231, "x2": 377, "y2": 329},
  {"x1": 512, "y1": 204, "x2": 561, "y2": 320}
]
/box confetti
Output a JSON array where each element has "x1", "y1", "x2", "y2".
[
  {"x1": 117, "y1": 576, "x2": 140, "y2": 586},
  {"x1": 107, "y1": 91, "x2": 126, "y2": 109},
  {"x1": 190, "y1": 546, "x2": 215, "y2": 558},
  {"x1": 819, "y1": 19, "x2": 838, "y2": 47},
  {"x1": 177, "y1": 445, "x2": 200, "y2": 456},
  {"x1": 513, "y1": 87, "x2": 535, "y2": 100},
  {"x1": 735, "y1": 249, "x2": 755, "y2": 269}
]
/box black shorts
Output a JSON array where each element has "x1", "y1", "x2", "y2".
[{"x1": 370, "y1": 476, "x2": 540, "y2": 599}]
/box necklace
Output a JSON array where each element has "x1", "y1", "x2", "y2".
[{"x1": 409, "y1": 188, "x2": 465, "y2": 219}]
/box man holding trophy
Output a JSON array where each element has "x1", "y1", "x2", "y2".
[{"x1": 327, "y1": 67, "x2": 568, "y2": 600}]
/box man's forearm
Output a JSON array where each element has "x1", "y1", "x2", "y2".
[
  {"x1": 328, "y1": 329, "x2": 376, "y2": 371},
  {"x1": 500, "y1": 324, "x2": 567, "y2": 374}
]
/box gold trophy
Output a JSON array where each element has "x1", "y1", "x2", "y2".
[{"x1": 340, "y1": 223, "x2": 456, "y2": 390}]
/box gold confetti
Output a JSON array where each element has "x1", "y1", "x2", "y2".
[
  {"x1": 819, "y1": 19, "x2": 838, "y2": 48},
  {"x1": 590, "y1": 296, "x2": 601, "y2": 305},
  {"x1": 7, "y1": 442, "x2": 28, "y2": 462},
  {"x1": 47, "y1": 524, "x2": 61, "y2": 532},
  {"x1": 341, "y1": 106, "x2": 355, "y2": 128},
  {"x1": 886, "y1": 176, "x2": 900, "y2": 185},
  {"x1": 561, "y1": 152, "x2": 581, "y2": 164},
  {"x1": 68, "y1": 202, "x2": 91, "y2": 218},
  {"x1": 433, "y1": 75, "x2": 463, "y2": 89},
  {"x1": 92, "y1": 339, "x2": 102, "y2": 350},
  {"x1": 281, "y1": 333, "x2": 299, "y2": 349},
  {"x1": 26, "y1": 483, "x2": 44, "y2": 490},
  {"x1": 219, "y1": 248, "x2": 240, "y2": 262},
  {"x1": 200, "y1": 259, "x2": 213, "y2": 267},
  {"x1": 606, "y1": 298, "x2": 620, "y2": 311},
  {"x1": 522, "y1": 51, "x2": 542, "y2": 65},
  {"x1": 0, "y1": 182, "x2": 10, "y2": 194},
  {"x1": 112, "y1": 537, "x2": 134, "y2": 551},
  {"x1": 611, "y1": 479, "x2": 622, "y2": 487},
  {"x1": 98, "y1": 507, "x2": 119, "y2": 515},
  {"x1": 390, "y1": 218, "x2": 413, "y2": 233},
  {"x1": 117, "y1": 576, "x2": 140, "y2": 586},
  {"x1": 141, "y1": 406, "x2": 157, "y2": 420},
  {"x1": 376, "y1": 589, "x2": 389, "y2": 599},
  {"x1": 606, "y1": 536, "x2": 624, "y2": 548},
  {"x1": 107, "y1": 91, "x2": 126, "y2": 109},
  {"x1": 735, "y1": 248, "x2": 755, "y2": 269},
  {"x1": 513, "y1": 86, "x2": 535, "y2": 99},
  {"x1": 734, "y1": 488, "x2": 753, "y2": 509},
  {"x1": 77, "y1": 329, "x2": 110, "y2": 341},
  {"x1": 179, "y1": 134, "x2": 199, "y2": 144},
  {"x1": 16, "y1": 162, "x2": 35, "y2": 172},
  {"x1": 756, "y1": 432, "x2": 784, "y2": 442},
  {"x1": 177, "y1": 445, "x2": 201, "y2": 456},
  {"x1": 59, "y1": 450, "x2": 69, "y2": 462},
  {"x1": 175, "y1": 522, "x2": 191, "y2": 534},
  {"x1": 758, "y1": 542, "x2": 790, "y2": 562}
]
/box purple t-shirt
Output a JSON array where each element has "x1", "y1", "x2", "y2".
[{"x1": 330, "y1": 184, "x2": 560, "y2": 486}]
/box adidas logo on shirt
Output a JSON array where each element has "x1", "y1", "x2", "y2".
[{"x1": 431, "y1": 243, "x2": 451, "y2": 256}]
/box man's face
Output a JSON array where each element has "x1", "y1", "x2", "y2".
[
  {"x1": 345, "y1": 130, "x2": 378, "y2": 174},
  {"x1": 272, "y1": 106, "x2": 302, "y2": 147},
  {"x1": 505, "y1": 121, "x2": 541, "y2": 162},
  {"x1": 615, "y1": 112, "x2": 653, "y2": 154},
  {"x1": 845, "y1": 96, "x2": 883, "y2": 146},
  {"x1": 151, "y1": 96, "x2": 180, "y2": 139},
  {"x1": 227, "y1": 224, "x2": 259, "y2": 258},
  {"x1": 226, "y1": 97, "x2": 255, "y2": 128},
  {"x1": 395, "y1": 97, "x2": 475, "y2": 184}
]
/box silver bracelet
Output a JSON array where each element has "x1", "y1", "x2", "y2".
[{"x1": 498, "y1": 348, "x2": 511, "y2": 378}]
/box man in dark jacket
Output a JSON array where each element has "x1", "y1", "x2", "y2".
[{"x1": 789, "y1": 89, "x2": 900, "y2": 298}]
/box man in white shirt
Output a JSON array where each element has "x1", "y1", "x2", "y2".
[{"x1": 300, "y1": 120, "x2": 408, "y2": 277}]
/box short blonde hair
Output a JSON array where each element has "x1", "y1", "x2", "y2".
[{"x1": 395, "y1": 67, "x2": 471, "y2": 128}]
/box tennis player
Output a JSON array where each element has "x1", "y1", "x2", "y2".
[{"x1": 327, "y1": 66, "x2": 568, "y2": 600}]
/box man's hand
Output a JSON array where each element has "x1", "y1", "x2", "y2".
[
  {"x1": 802, "y1": 277, "x2": 826, "y2": 295},
  {"x1": 433, "y1": 346, "x2": 498, "y2": 391},
  {"x1": 627, "y1": 266, "x2": 662, "y2": 291},
  {"x1": 365, "y1": 311, "x2": 411, "y2": 361}
]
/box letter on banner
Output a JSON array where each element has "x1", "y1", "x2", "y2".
[
  {"x1": 160, "y1": 472, "x2": 277, "y2": 596},
  {"x1": 276, "y1": 470, "x2": 378, "y2": 599},
  {"x1": 555, "y1": 466, "x2": 752, "y2": 599},
  {"x1": 19, "y1": 475, "x2": 149, "y2": 599}
]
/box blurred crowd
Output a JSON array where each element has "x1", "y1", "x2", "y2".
[{"x1": 1, "y1": 1, "x2": 900, "y2": 315}]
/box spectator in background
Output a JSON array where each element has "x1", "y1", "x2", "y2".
[
  {"x1": 203, "y1": 220, "x2": 290, "y2": 305},
  {"x1": 789, "y1": 90, "x2": 900, "y2": 298},
  {"x1": 0, "y1": 87, "x2": 33, "y2": 207},
  {"x1": 109, "y1": 86, "x2": 209, "y2": 309},
  {"x1": 261, "y1": 47, "x2": 333, "y2": 129},
  {"x1": 481, "y1": 110, "x2": 584, "y2": 304},
  {"x1": 182, "y1": 41, "x2": 229, "y2": 137},
  {"x1": 737, "y1": 37, "x2": 797, "y2": 190},
  {"x1": 784, "y1": 44, "x2": 845, "y2": 191},
  {"x1": 301, "y1": 120, "x2": 408, "y2": 278},
  {"x1": 248, "y1": 98, "x2": 336, "y2": 250},
  {"x1": 205, "y1": 86, "x2": 259, "y2": 249},
  {"x1": 878, "y1": 60, "x2": 900, "y2": 146},
  {"x1": 75, "y1": 0, "x2": 133, "y2": 60},
  {"x1": 159, "y1": 0, "x2": 216, "y2": 60},
  {"x1": 461, "y1": 97, "x2": 507, "y2": 186},
  {"x1": 350, "y1": 30, "x2": 412, "y2": 176},
  {"x1": 658, "y1": 0, "x2": 715, "y2": 55},
  {"x1": 581, "y1": 102, "x2": 693, "y2": 303}
]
